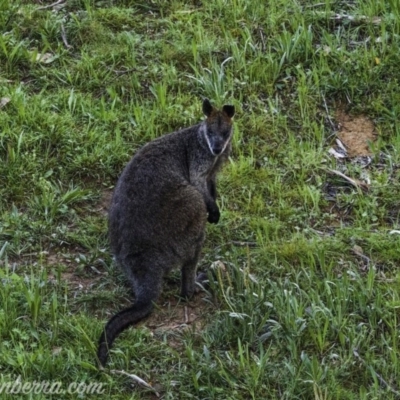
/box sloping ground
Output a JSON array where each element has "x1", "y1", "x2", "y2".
[{"x1": 2, "y1": 1, "x2": 400, "y2": 398}]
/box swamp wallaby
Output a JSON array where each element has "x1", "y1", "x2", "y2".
[{"x1": 97, "y1": 98, "x2": 235, "y2": 366}]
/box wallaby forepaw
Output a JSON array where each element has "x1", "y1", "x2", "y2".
[{"x1": 207, "y1": 208, "x2": 220, "y2": 224}]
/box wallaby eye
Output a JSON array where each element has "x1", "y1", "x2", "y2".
[{"x1": 222, "y1": 130, "x2": 231, "y2": 138}]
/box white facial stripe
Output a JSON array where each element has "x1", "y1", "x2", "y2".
[
  {"x1": 200, "y1": 124, "x2": 216, "y2": 156},
  {"x1": 220, "y1": 130, "x2": 232, "y2": 154}
]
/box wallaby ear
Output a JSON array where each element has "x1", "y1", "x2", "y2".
[
  {"x1": 202, "y1": 98, "x2": 214, "y2": 117},
  {"x1": 222, "y1": 104, "x2": 235, "y2": 118}
]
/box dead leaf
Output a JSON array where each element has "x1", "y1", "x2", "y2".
[
  {"x1": 336, "y1": 139, "x2": 347, "y2": 153},
  {"x1": 371, "y1": 16, "x2": 382, "y2": 25},
  {"x1": 0, "y1": 97, "x2": 11, "y2": 108},
  {"x1": 210, "y1": 260, "x2": 226, "y2": 272},
  {"x1": 35, "y1": 52, "x2": 58, "y2": 64},
  {"x1": 352, "y1": 245, "x2": 364, "y2": 256},
  {"x1": 360, "y1": 170, "x2": 371, "y2": 185},
  {"x1": 323, "y1": 45, "x2": 331, "y2": 55},
  {"x1": 328, "y1": 147, "x2": 346, "y2": 159},
  {"x1": 52, "y1": 347, "x2": 62, "y2": 356}
]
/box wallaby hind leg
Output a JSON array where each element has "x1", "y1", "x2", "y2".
[
  {"x1": 180, "y1": 244, "x2": 203, "y2": 299},
  {"x1": 97, "y1": 264, "x2": 163, "y2": 366}
]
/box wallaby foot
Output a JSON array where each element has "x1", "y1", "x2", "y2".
[
  {"x1": 194, "y1": 271, "x2": 209, "y2": 293},
  {"x1": 207, "y1": 206, "x2": 220, "y2": 224}
]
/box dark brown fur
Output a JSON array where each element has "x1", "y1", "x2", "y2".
[{"x1": 97, "y1": 99, "x2": 235, "y2": 366}]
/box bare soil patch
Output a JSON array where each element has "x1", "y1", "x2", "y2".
[
  {"x1": 44, "y1": 252, "x2": 105, "y2": 295},
  {"x1": 147, "y1": 292, "x2": 212, "y2": 346},
  {"x1": 336, "y1": 109, "x2": 377, "y2": 156},
  {"x1": 60, "y1": 271, "x2": 100, "y2": 290},
  {"x1": 97, "y1": 189, "x2": 113, "y2": 216}
]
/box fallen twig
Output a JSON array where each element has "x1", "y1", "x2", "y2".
[
  {"x1": 326, "y1": 169, "x2": 369, "y2": 192},
  {"x1": 336, "y1": 139, "x2": 347, "y2": 154},
  {"x1": 322, "y1": 94, "x2": 335, "y2": 131},
  {"x1": 230, "y1": 241, "x2": 257, "y2": 247},
  {"x1": 108, "y1": 66, "x2": 139, "y2": 76},
  {"x1": 312, "y1": 11, "x2": 382, "y2": 25},
  {"x1": 331, "y1": 14, "x2": 382, "y2": 25},
  {"x1": 184, "y1": 306, "x2": 189, "y2": 324},
  {"x1": 328, "y1": 147, "x2": 346, "y2": 159},
  {"x1": 110, "y1": 369, "x2": 160, "y2": 397},
  {"x1": 258, "y1": 28, "x2": 266, "y2": 52},
  {"x1": 351, "y1": 245, "x2": 371, "y2": 267},
  {"x1": 304, "y1": 2, "x2": 325, "y2": 8},
  {"x1": 353, "y1": 349, "x2": 400, "y2": 397},
  {"x1": 61, "y1": 23, "x2": 72, "y2": 49},
  {"x1": 36, "y1": 0, "x2": 65, "y2": 11}
]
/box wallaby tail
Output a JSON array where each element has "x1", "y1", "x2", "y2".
[{"x1": 97, "y1": 300, "x2": 154, "y2": 366}]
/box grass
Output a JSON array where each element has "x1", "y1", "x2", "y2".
[{"x1": 1, "y1": 0, "x2": 400, "y2": 398}]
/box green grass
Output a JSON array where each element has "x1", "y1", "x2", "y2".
[{"x1": 1, "y1": 0, "x2": 400, "y2": 398}]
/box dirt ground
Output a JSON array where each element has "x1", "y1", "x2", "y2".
[{"x1": 336, "y1": 109, "x2": 377, "y2": 156}]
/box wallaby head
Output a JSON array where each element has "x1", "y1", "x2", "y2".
[{"x1": 201, "y1": 98, "x2": 235, "y2": 156}]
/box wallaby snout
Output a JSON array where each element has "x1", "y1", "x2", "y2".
[
  {"x1": 213, "y1": 146, "x2": 223, "y2": 155},
  {"x1": 210, "y1": 137, "x2": 226, "y2": 155}
]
